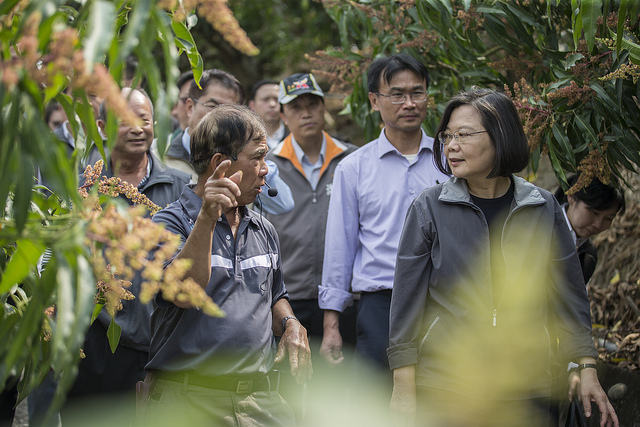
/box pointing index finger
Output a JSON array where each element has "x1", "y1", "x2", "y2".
[{"x1": 212, "y1": 159, "x2": 232, "y2": 180}]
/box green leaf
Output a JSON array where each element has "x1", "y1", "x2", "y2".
[
  {"x1": 618, "y1": 35, "x2": 640, "y2": 65},
  {"x1": 551, "y1": 122, "x2": 576, "y2": 168},
  {"x1": 582, "y1": 0, "x2": 602, "y2": 52},
  {"x1": 573, "y1": 112, "x2": 599, "y2": 148},
  {"x1": 0, "y1": 0, "x2": 20, "y2": 15},
  {"x1": 547, "y1": 141, "x2": 569, "y2": 185},
  {"x1": 617, "y1": 0, "x2": 628, "y2": 56},
  {"x1": 107, "y1": 317, "x2": 122, "y2": 354},
  {"x1": 572, "y1": 0, "x2": 583, "y2": 49},
  {"x1": 91, "y1": 304, "x2": 104, "y2": 324},
  {"x1": 83, "y1": 1, "x2": 116, "y2": 71},
  {"x1": 0, "y1": 239, "x2": 46, "y2": 293},
  {"x1": 119, "y1": 0, "x2": 151, "y2": 61}
]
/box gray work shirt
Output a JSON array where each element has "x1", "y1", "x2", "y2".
[{"x1": 146, "y1": 184, "x2": 288, "y2": 376}]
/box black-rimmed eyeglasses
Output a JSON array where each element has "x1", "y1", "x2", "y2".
[{"x1": 374, "y1": 91, "x2": 428, "y2": 104}]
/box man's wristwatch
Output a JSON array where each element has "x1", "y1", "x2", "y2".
[{"x1": 282, "y1": 315, "x2": 298, "y2": 333}]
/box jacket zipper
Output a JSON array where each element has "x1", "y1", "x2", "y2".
[{"x1": 418, "y1": 316, "x2": 440, "y2": 354}]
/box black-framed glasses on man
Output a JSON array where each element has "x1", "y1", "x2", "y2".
[
  {"x1": 437, "y1": 130, "x2": 488, "y2": 145},
  {"x1": 193, "y1": 98, "x2": 220, "y2": 110},
  {"x1": 374, "y1": 91, "x2": 428, "y2": 104}
]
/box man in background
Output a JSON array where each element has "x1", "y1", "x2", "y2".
[{"x1": 249, "y1": 79, "x2": 288, "y2": 149}]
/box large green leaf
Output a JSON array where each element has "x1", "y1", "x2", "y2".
[
  {"x1": 617, "y1": 0, "x2": 628, "y2": 55},
  {"x1": 582, "y1": 0, "x2": 603, "y2": 52},
  {"x1": 82, "y1": 1, "x2": 116, "y2": 70},
  {"x1": 0, "y1": 240, "x2": 45, "y2": 294}
]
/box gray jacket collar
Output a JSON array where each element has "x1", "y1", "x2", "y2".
[{"x1": 439, "y1": 175, "x2": 546, "y2": 208}]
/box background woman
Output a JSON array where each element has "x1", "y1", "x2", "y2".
[
  {"x1": 554, "y1": 174, "x2": 626, "y2": 284},
  {"x1": 387, "y1": 87, "x2": 618, "y2": 426}
]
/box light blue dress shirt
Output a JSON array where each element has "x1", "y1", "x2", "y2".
[
  {"x1": 290, "y1": 134, "x2": 326, "y2": 190},
  {"x1": 318, "y1": 128, "x2": 450, "y2": 312},
  {"x1": 254, "y1": 160, "x2": 295, "y2": 215}
]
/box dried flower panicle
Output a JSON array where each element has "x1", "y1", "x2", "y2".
[
  {"x1": 80, "y1": 163, "x2": 223, "y2": 319},
  {"x1": 601, "y1": 63, "x2": 640, "y2": 84},
  {"x1": 547, "y1": 81, "x2": 596, "y2": 107},
  {"x1": 164, "y1": 0, "x2": 258, "y2": 56},
  {"x1": 568, "y1": 144, "x2": 611, "y2": 195},
  {"x1": 456, "y1": 3, "x2": 485, "y2": 32},
  {"x1": 504, "y1": 79, "x2": 552, "y2": 153},
  {"x1": 308, "y1": 50, "x2": 372, "y2": 95},
  {"x1": 569, "y1": 41, "x2": 614, "y2": 83},
  {"x1": 95, "y1": 265, "x2": 135, "y2": 317},
  {"x1": 80, "y1": 160, "x2": 162, "y2": 216}
]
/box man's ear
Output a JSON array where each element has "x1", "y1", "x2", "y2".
[
  {"x1": 248, "y1": 100, "x2": 255, "y2": 110},
  {"x1": 97, "y1": 119, "x2": 107, "y2": 140},
  {"x1": 368, "y1": 92, "x2": 380, "y2": 112},
  {"x1": 186, "y1": 98, "x2": 194, "y2": 119},
  {"x1": 209, "y1": 152, "x2": 226, "y2": 175},
  {"x1": 280, "y1": 111, "x2": 287, "y2": 127}
]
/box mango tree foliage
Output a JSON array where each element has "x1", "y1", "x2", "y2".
[
  {"x1": 311, "y1": 0, "x2": 640, "y2": 190},
  {"x1": 0, "y1": 0, "x2": 250, "y2": 410}
]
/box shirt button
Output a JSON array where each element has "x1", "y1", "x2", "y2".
[
  {"x1": 226, "y1": 235, "x2": 231, "y2": 240},
  {"x1": 217, "y1": 217, "x2": 222, "y2": 222},
  {"x1": 410, "y1": 190, "x2": 415, "y2": 195}
]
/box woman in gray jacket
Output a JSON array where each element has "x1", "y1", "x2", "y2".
[{"x1": 388, "y1": 88, "x2": 618, "y2": 427}]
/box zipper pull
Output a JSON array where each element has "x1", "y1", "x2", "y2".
[{"x1": 492, "y1": 309, "x2": 497, "y2": 327}]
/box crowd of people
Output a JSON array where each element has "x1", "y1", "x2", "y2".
[{"x1": 3, "y1": 53, "x2": 626, "y2": 427}]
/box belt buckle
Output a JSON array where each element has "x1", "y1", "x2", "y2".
[{"x1": 236, "y1": 380, "x2": 253, "y2": 394}]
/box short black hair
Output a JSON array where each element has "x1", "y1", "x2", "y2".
[
  {"x1": 367, "y1": 53, "x2": 430, "y2": 93},
  {"x1": 190, "y1": 104, "x2": 266, "y2": 175},
  {"x1": 189, "y1": 69, "x2": 245, "y2": 105},
  {"x1": 250, "y1": 79, "x2": 278, "y2": 101},
  {"x1": 554, "y1": 174, "x2": 626, "y2": 215},
  {"x1": 433, "y1": 87, "x2": 530, "y2": 178},
  {"x1": 176, "y1": 70, "x2": 194, "y2": 90}
]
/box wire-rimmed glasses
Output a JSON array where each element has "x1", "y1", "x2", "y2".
[{"x1": 437, "y1": 130, "x2": 488, "y2": 145}]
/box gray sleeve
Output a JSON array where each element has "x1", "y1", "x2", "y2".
[
  {"x1": 388, "y1": 197, "x2": 434, "y2": 370},
  {"x1": 547, "y1": 198, "x2": 598, "y2": 361}
]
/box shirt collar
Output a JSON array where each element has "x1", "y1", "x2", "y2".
[
  {"x1": 290, "y1": 133, "x2": 326, "y2": 165},
  {"x1": 376, "y1": 127, "x2": 433, "y2": 159},
  {"x1": 182, "y1": 128, "x2": 191, "y2": 155}
]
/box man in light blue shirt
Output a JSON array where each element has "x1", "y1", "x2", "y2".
[{"x1": 318, "y1": 54, "x2": 449, "y2": 383}]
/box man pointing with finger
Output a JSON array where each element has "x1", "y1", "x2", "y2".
[{"x1": 145, "y1": 104, "x2": 311, "y2": 425}]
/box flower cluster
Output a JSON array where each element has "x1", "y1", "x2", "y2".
[
  {"x1": 569, "y1": 144, "x2": 611, "y2": 195},
  {"x1": 161, "y1": 0, "x2": 258, "y2": 56},
  {"x1": 601, "y1": 63, "x2": 640, "y2": 84},
  {"x1": 488, "y1": 55, "x2": 542, "y2": 82},
  {"x1": 80, "y1": 161, "x2": 223, "y2": 318},
  {"x1": 1, "y1": 9, "x2": 139, "y2": 126},
  {"x1": 569, "y1": 41, "x2": 614, "y2": 83},
  {"x1": 504, "y1": 79, "x2": 552, "y2": 153},
  {"x1": 197, "y1": 0, "x2": 259, "y2": 56},
  {"x1": 547, "y1": 80, "x2": 596, "y2": 107},
  {"x1": 80, "y1": 160, "x2": 161, "y2": 216},
  {"x1": 95, "y1": 265, "x2": 135, "y2": 318},
  {"x1": 456, "y1": 3, "x2": 485, "y2": 32},
  {"x1": 308, "y1": 50, "x2": 372, "y2": 95},
  {"x1": 395, "y1": 29, "x2": 440, "y2": 54}
]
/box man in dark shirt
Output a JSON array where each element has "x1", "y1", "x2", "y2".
[{"x1": 145, "y1": 104, "x2": 311, "y2": 425}]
